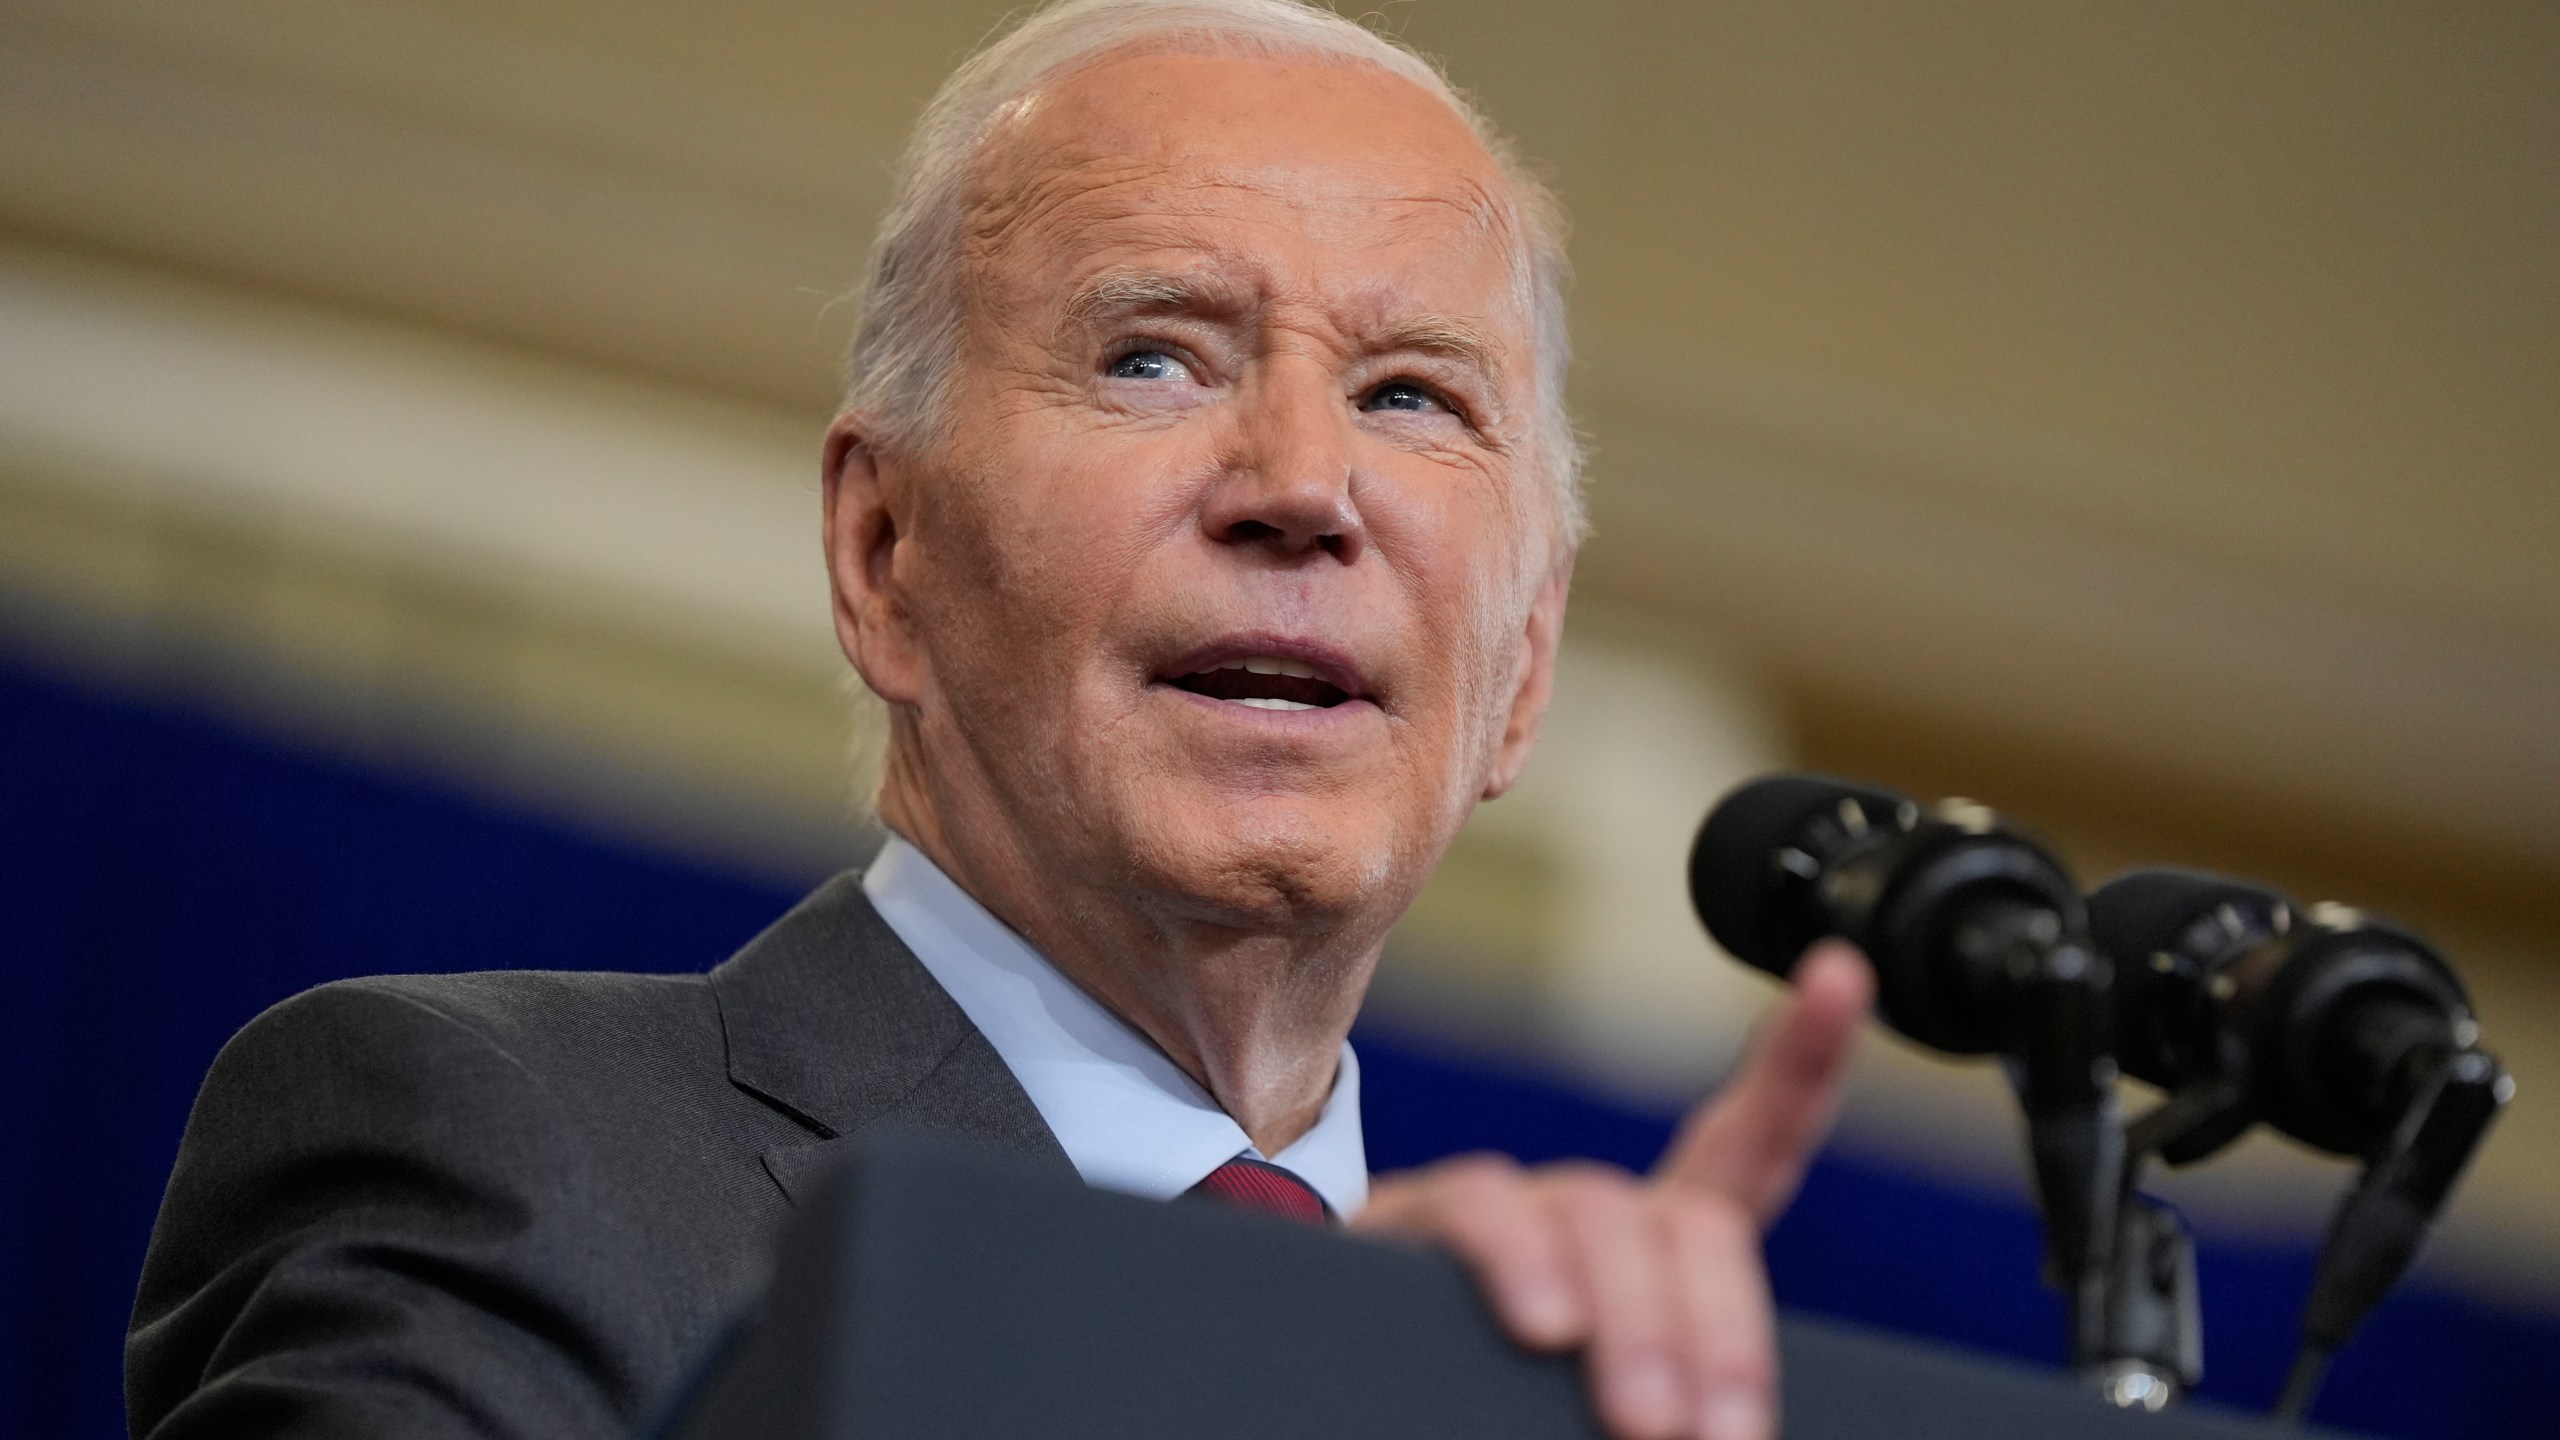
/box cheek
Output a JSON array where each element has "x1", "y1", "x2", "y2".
[
  {"x1": 1366, "y1": 544, "x2": 1538, "y2": 812},
  {"x1": 1452, "y1": 571, "x2": 1534, "y2": 742},
  {"x1": 1370, "y1": 469, "x2": 1540, "y2": 681},
  {"x1": 916, "y1": 421, "x2": 1203, "y2": 673}
]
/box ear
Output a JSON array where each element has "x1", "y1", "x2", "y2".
[
  {"x1": 1481, "y1": 556, "x2": 1573, "y2": 800},
  {"x1": 820, "y1": 413, "x2": 927, "y2": 706}
]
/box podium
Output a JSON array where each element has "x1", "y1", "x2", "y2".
[{"x1": 663, "y1": 1133, "x2": 2349, "y2": 1439}]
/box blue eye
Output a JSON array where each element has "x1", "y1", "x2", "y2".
[
  {"x1": 1107, "y1": 349, "x2": 1189, "y2": 382},
  {"x1": 1362, "y1": 381, "x2": 1440, "y2": 413}
]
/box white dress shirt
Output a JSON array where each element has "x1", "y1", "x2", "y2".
[{"x1": 862, "y1": 834, "x2": 1369, "y2": 1219}]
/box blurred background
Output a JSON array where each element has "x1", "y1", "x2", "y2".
[{"x1": 1, "y1": 1, "x2": 2553, "y2": 1436}]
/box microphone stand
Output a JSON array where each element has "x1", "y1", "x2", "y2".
[
  {"x1": 2084, "y1": 1081, "x2": 2246, "y2": 1411},
  {"x1": 2078, "y1": 1038, "x2": 2510, "y2": 1423},
  {"x1": 1964, "y1": 904, "x2": 2126, "y2": 1384},
  {"x1": 1981, "y1": 908, "x2": 2228, "y2": 1413}
]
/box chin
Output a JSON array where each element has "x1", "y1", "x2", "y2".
[{"x1": 1120, "y1": 791, "x2": 1406, "y2": 935}]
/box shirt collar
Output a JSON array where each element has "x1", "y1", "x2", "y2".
[{"x1": 861, "y1": 834, "x2": 1368, "y2": 1219}]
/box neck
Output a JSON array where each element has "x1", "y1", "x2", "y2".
[{"x1": 877, "y1": 749, "x2": 1376, "y2": 1156}]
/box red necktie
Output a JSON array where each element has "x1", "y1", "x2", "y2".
[{"x1": 1187, "y1": 1156, "x2": 1331, "y2": 1226}]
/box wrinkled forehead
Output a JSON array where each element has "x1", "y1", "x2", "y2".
[{"x1": 960, "y1": 48, "x2": 1532, "y2": 339}]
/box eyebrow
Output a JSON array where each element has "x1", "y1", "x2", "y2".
[
  {"x1": 1057, "y1": 267, "x2": 1510, "y2": 391},
  {"x1": 1370, "y1": 314, "x2": 1507, "y2": 390},
  {"x1": 1057, "y1": 268, "x2": 1243, "y2": 330}
]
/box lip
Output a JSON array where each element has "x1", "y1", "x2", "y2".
[{"x1": 1151, "y1": 631, "x2": 1375, "y2": 710}]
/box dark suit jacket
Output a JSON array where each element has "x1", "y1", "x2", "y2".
[{"x1": 126, "y1": 874, "x2": 1075, "y2": 1440}]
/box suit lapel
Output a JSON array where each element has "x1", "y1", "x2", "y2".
[{"x1": 709, "y1": 873, "x2": 1072, "y2": 1203}]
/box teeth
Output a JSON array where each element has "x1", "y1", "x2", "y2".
[
  {"x1": 1231, "y1": 696, "x2": 1316, "y2": 711},
  {"x1": 1218, "y1": 656, "x2": 1322, "y2": 679}
]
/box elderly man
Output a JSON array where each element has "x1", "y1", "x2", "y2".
[{"x1": 128, "y1": 3, "x2": 1873, "y2": 1439}]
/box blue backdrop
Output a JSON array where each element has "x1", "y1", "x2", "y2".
[{"x1": 3, "y1": 653, "x2": 2550, "y2": 1439}]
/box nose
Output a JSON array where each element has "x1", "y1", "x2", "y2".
[{"x1": 1199, "y1": 363, "x2": 1367, "y2": 564}]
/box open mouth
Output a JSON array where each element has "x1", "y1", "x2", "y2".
[{"x1": 1165, "y1": 656, "x2": 1354, "y2": 712}]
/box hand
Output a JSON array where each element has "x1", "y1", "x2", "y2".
[{"x1": 1354, "y1": 941, "x2": 1875, "y2": 1440}]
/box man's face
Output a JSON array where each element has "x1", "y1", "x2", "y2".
[{"x1": 842, "y1": 49, "x2": 1563, "y2": 939}]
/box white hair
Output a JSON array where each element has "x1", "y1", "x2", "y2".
[{"x1": 842, "y1": 0, "x2": 1585, "y2": 538}]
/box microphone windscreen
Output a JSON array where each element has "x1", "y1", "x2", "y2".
[
  {"x1": 2086, "y1": 868, "x2": 2286, "y2": 971},
  {"x1": 1689, "y1": 773, "x2": 1902, "y2": 976}
]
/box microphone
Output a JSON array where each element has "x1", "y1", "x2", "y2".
[
  {"x1": 1689, "y1": 775, "x2": 2090, "y2": 1050},
  {"x1": 2086, "y1": 869, "x2": 2513, "y2": 1418},
  {"x1": 2089, "y1": 868, "x2": 2478, "y2": 1156},
  {"x1": 1689, "y1": 774, "x2": 2122, "y2": 1364}
]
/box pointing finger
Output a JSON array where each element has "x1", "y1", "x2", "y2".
[{"x1": 1658, "y1": 940, "x2": 1874, "y2": 1223}]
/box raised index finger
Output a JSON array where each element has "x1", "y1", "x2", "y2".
[{"x1": 1656, "y1": 940, "x2": 1874, "y2": 1225}]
